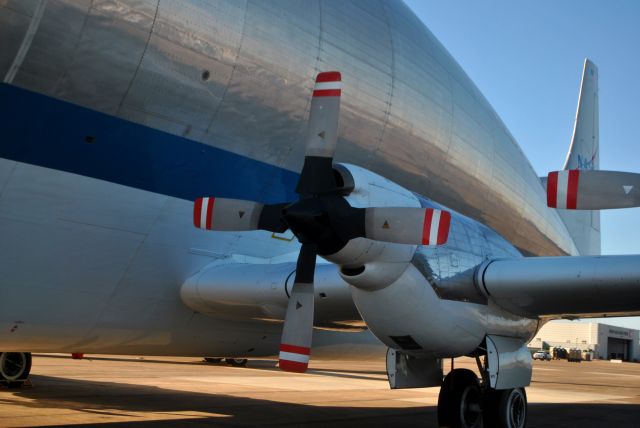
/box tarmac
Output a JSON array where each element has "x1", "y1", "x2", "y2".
[{"x1": 1, "y1": 354, "x2": 639, "y2": 427}]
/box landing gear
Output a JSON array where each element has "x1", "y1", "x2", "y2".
[
  {"x1": 483, "y1": 387, "x2": 527, "y2": 428},
  {"x1": 203, "y1": 357, "x2": 223, "y2": 363},
  {"x1": 225, "y1": 358, "x2": 248, "y2": 367},
  {"x1": 0, "y1": 352, "x2": 32, "y2": 388},
  {"x1": 438, "y1": 369, "x2": 483, "y2": 428},
  {"x1": 437, "y1": 367, "x2": 527, "y2": 428}
]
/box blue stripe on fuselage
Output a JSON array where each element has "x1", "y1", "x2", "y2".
[{"x1": 0, "y1": 83, "x2": 299, "y2": 203}]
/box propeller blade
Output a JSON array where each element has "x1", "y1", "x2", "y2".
[
  {"x1": 296, "y1": 71, "x2": 342, "y2": 195},
  {"x1": 547, "y1": 169, "x2": 640, "y2": 209},
  {"x1": 279, "y1": 243, "x2": 317, "y2": 373},
  {"x1": 193, "y1": 197, "x2": 287, "y2": 232},
  {"x1": 364, "y1": 207, "x2": 451, "y2": 246}
]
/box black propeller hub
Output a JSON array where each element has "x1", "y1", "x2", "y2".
[{"x1": 283, "y1": 194, "x2": 364, "y2": 255}]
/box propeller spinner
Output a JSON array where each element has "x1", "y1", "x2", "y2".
[{"x1": 193, "y1": 71, "x2": 452, "y2": 372}]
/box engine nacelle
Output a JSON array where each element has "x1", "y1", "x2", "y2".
[
  {"x1": 350, "y1": 262, "x2": 486, "y2": 358},
  {"x1": 181, "y1": 260, "x2": 363, "y2": 330},
  {"x1": 328, "y1": 164, "x2": 420, "y2": 290}
]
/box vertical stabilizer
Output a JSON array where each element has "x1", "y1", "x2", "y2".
[
  {"x1": 558, "y1": 59, "x2": 601, "y2": 255},
  {"x1": 564, "y1": 59, "x2": 599, "y2": 171}
]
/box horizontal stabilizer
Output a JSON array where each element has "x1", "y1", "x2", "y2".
[
  {"x1": 547, "y1": 170, "x2": 640, "y2": 209},
  {"x1": 475, "y1": 255, "x2": 640, "y2": 318}
]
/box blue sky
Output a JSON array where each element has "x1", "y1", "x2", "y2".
[{"x1": 405, "y1": 1, "x2": 640, "y2": 329}]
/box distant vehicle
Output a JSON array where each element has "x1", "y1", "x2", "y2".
[
  {"x1": 553, "y1": 347, "x2": 569, "y2": 360},
  {"x1": 568, "y1": 349, "x2": 583, "y2": 363},
  {"x1": 533, "y1": 351, "x2": 552, "y2": 361}
]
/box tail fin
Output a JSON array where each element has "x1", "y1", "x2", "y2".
[
  {"x1": 558, "y1": 58, "x2": 601, "y2": 255},
  {"x1": 564, "y1": 59, "x2": 599, "y2": 171}
]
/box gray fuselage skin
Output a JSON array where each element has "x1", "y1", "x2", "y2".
[{"x1": 0, "y1": 0, "x2": 559, "y2": 357}]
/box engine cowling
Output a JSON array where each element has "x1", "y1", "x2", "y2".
[
  {"x1": 327, "y1": 164, "x2": 421, "y2": 290},
  {"x1": 181, "y1": 261, "x2": 363, "y2": 330}
]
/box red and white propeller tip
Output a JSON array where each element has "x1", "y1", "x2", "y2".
[
  {"x1": 547, "y1": 170, "x2": 580, "y2": 209},
  {"x1": 194, "y1": 197, "x2": 215, "y2": 230},
  {"x1": 312, "y1": 71, "x2": 341, "y2": 97},
  {"x1": 193, "y1": 197, "x2": 268, "y2": 231},
  {"x1": 422, "y1": 208, "x2": 451, "y2": 246},
  {"x1": 279, "y1": 344, "x2": 311, "y2": 373},
  {"x1": 365, "y1": 207, "x2": 452, "y2": 246}
]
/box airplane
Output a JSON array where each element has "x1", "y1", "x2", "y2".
[{"x1": 1, "y1": 1, "x2": 640, "y2": 427}]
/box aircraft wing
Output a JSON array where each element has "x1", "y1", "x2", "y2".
[{"x1": 475, "y1": 255, "x2": 640, "y2": 319}]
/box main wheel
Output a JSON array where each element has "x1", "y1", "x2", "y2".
[
  {"x1": 0, "y1": 352, "x2": 32, "y2": 389},
  {"x1": 483, "y1": 387, "x2": 527, "y2": 428},
  {"x1": 437, "y1": 368, "x2": 483, "y2": 428},
  {"x1": 225, "y1": 358, "x2": 248, "y2": 367}
]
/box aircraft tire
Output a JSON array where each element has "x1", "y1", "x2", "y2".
[
  {"x1": 0, "y1": 352, "x2": 32, "y2": 389},
  {"x1": 482, "y1": 387, "x2": 527, "y2": 428},
  {"x1": 203, "y1": 357, "x2": 223, "y2": 363},
  {"x1": 225, "y1": 358, "x2": 248, "y2": 367},
  {"x1": 437, "y1": 368, "x2": 483, "y2": 428}
]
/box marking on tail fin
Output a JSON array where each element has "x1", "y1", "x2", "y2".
[
  {"x1": 577, "y1": 152, "x2": 597, "y2": 170},
  {"x1": 624, "y1": 185, "x2": 633, "y2": 194}
]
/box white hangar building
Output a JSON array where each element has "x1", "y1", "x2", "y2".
[{"x1": 529, "y1": 321, "x2": 640, "y2": 361}]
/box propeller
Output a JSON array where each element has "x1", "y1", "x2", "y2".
[
  {"x1": 193, "y1": 71, "x2": 452, "y2": 372},
  {"x1": 547, "y1": 169, "x2": 640, "y2": 209}
]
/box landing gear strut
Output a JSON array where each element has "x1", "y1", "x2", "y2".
[
  {"x1": 0, "y1": 352, "x2": 32, "y2": 388},
  {"x1": 202, "y1": 357, "x2": 248, "y2": 367},
  {"x1": 437, "y1": 358, "x2": 527, "y2": 428}
]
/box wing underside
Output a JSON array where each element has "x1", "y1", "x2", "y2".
[{"x1": 475, "y1": 255, "x2": 640, "y2": 319}]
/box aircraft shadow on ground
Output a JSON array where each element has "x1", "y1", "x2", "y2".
[
  {"x1": 33, "y1": 355, "x2": 388, "y2": 380},
  {"x1": 1, "y1": 375, "x2": 639, "y2": 427}
]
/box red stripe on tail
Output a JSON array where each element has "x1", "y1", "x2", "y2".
[{"x1": 547, "y1": 172, "x2": 558, "y2": 208}]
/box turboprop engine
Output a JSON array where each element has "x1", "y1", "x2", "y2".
[
  {"x1": 188, "y1": 71, "x2": 453, "y2": 372},
  {"x1": 181, "y1": 163, "x2": 434, "y2": 325}
]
